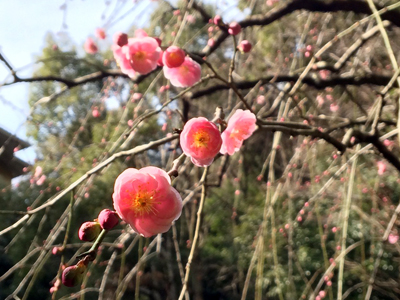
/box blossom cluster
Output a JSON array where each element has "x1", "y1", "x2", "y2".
[
  {"x1": 109, "y1": 110, "x2": 255, "y2": 240},
  {"x1": 111, "y1": 30, "x2": 201, "y2": 87},
  {"x1": 180, "y1": 109, "x2": 257, "y2": 167},
  {"x1": 83, "y1": 28, "x2": 202, "y2": 87}
]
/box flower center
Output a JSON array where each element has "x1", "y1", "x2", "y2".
[
  {"x1": 230, "y1": 125, "x2": 249, "y2": 139},
  {"x1": 134, "y1": 51, "x2": 146, "y2": 61},
  {"x1": 193, "y1": 130, "x2": 210, "y2": 148},
  {"x1": 180, "y1": 65, "x2": 189, "y2": 75},
  {"x1": 128, "y1": 184, "x2": 158, "y2": 216}
]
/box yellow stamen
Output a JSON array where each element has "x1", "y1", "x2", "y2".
[
  {"x1": 126, "y1": 182, "x2": 159, "y2": 216},
  {"x1": 134, "y1": 51, "x2": 146, "y2": 61},
  {"x1": 192, "y1": 130, "x2": 210, "y2": 148}
]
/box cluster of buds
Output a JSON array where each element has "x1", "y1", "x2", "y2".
[
  {"x1": 61, "y1": 209, "x2": 120, "y2": 287},
  {"x1": 212, "y1": 15, "x2": 242, "y2": 36},
  {"x1": 211, "y1": 15, "x2": 252, "y2": 54},
  {"x1": 78, "y1": 209, "x2": 119, "y2": 242}
]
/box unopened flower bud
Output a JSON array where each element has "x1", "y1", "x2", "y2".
[
  {"x1": 62, "y1": 262, "x2": 86, "y2": 287},
  {"x1": 78, "y1": 221, "x2": 101, "y2": 241},
  {"x1": 98, "y1": 209, "x2": 119, "y2": 230},
  {"x1": 228, "y1": 22, "x2": 241, "y2": 35},
  {"x1": 238, "y1": 40, "x2": 252, "y2": 53},
  {"x1": 213, "y1": 15, "x2": 222, "y2": 25},
  {"x1": 113, "y1": 32, "x2": 128, "y2": 47}
]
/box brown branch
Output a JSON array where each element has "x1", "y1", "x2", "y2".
[
  {"x1": 198, "y1": 0, "x2": 400, "y2": 57},
  {"x1": 190, "y1": 73, "x2": 395, "y2": 99},
  {"x1": 352, "y1": 130, "x2": 400, "y2": 172},
  {"x1": 258, "y1": 125, "x2": 347, "y2": 152}
]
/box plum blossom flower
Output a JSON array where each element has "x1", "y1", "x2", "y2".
[
  {"x1": 134, "y1": 29, "x2": 148, "y2": 38},
  {"x1": 113, "y1": 167, "x2": 182, "y2": 237},
  {"x1": 377, "y1": 160, "x2": 387, "y2": 175},
  {"x1": 388, "y1": 234, "x2": 399, "y2": 244},
  {"x1": 220, "y1": 109, "x2": 257, "y2": 155},
  {"x1": 112, "y1": 45, "x2": 136, "y2": 79},
  {"x1": 163, "y1": 57, "x2": 201, "y2": 87},
  {"x1": 162, "y1": 46, "x2": 185, "y2": 68},
  {"x1": 122, "y1": 36, "x2": 161, "y2": 74},
  {"x1": 95, "y1": 28, "x2": 106, "y2": 40},
  {"x1": 84, "y1": 38, "x2": 98, "y2": 54},
  {"x1": 180, "y1": 117, "x2": 222, "y2": 167},
  {"x1": 36, "y1": 175, "x2": 47, "y2": 186},
  {"x1": 34, "y1": 166, "x2": 42, "y2": 178}
]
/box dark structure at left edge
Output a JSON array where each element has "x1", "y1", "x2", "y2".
[{"x1": 0, "y1": 127, "x2": 30, "y2": 186}]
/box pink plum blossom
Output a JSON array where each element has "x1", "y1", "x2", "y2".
[
  {"x1": 220, "y1": 109, "x2": 257, "y2": 155},
  {"x1": 112, "y1": 45, "x2": 136, "y2": 78},
  {"x1": 162, "y1": 46, "x2": 186, "y2": 68},
  {"x1": 113, "y1": 167, "x2": 182, "y2": 237},
  {"x1": 122, "y1": 36, "x2": 161, "y2": 74},
  {"x1": 163, "y1": 57, "x2": 201, "y2": 87},
  {"x1": 92, "y1": 107, "x2": 100, "y2": 118},
  {"x1": 330, "y1": 103, "x2": 339, "y2": 112},
  {"x1": 36, "y1": 175, "x2": 46, "y2": 186},
  {"x1": 388, "y1": 234, "x2": 399, "y2": 244},
  {"x1": 34, "y1": 166, "x2": 42, "y2": 178},
  {"x1": 180, "y1": 117, "x2": 222, "y2": 167},
  {"x1": 377, "y1": 160, "x2": 386, "y2": 175},
  {"x1": 95, "y1": 28, "x2": 106, "y2": 40},
  {"x1": 256, "y1": 95, "x2": 265, "y2": 104},
  {"x1": 134, "y1": 29, "x2": 148, "y2": 38},
  {"x1": 84, "y1": 38, "x2": 98, "y2": 54}
]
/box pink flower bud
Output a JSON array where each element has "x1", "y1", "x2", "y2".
[
  {"x1": 84, "y1": 38, "x2": 98, "y2": 54},
  {"x1": 207, "y1": 38, "x2": 216, "y2": 47},
  {"x1": 78, "y1": 221, "x2": 101, "y2": 241},
  {"x1": 228, "y1": 22, "x2": 241, "y2": 35},
  {"x1": 62, "y1": 262, "x2": 86, "y2": 287},
  {"x1": 213, "y1": 15, "x2": 222, "y2": 25},
  {"x1": 113, "y1": 32, "x2": 128, "y2": 47},
  {"x1": 95, "y1": 28, "x2": 106, "y2": 40},
  {"x1": 98, "y1": 209, "x2": 119, "y2": 230},
  {"x1": 92, "y1": 108, "x2": 100, "y2": 118},
  {"x1": 162, "y1": 46, "x2": 186, "y2": 68},
  {"x1": 238, "y1": 40, "x2": 252, "y2": 53}
]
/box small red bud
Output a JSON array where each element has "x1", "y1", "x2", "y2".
[
  {"x1": 98, "y1": 209, "x2": 119, "y2": 230},
  {"x1": 238, "y1": 40, "x2": 252, "y2": 53},
  {"x1": 213, "y1": 15, "x2": 222, "y2": 25},
  {"x1": 62, "y1": 262, "x2": 86, "y2": 287},
  {"x1": 228, "y1": 22, "x2": 241, "y2": 35},
  {"x1": 113, "y1": 32, "x2": 128, "y2": 47},
  {"x1": 78, "y1": 221, "x2": 101, "y2": 241}
]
